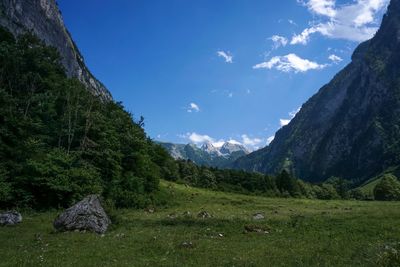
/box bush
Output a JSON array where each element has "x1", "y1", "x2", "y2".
[
  {"x1": 373, "y1": 174, "x2": 400, "y2": 201},
  {"x1": 20, "y1": 148, "x2": 103, "y2": 208}
]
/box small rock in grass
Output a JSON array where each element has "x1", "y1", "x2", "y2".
[
  {"x1": 145, "y1": 207, "x2": 155, "y2": 213},
  {"x1": 197, "y1": 210, "x2": 211, "y2": 219},
  {"x1": 181, "y1": 241, "x2": 195, "y2": 249},
  {"x1": 167, "y1": 213, "x2": 177, "y2": 219},
  {"x1": 0, "y1": 211, "x2": 22, "y2": 226},
  {"x1": 253, "y1": 213, "x2": 265, "y2": 220},
  {"x1": 244, "y1": 224, "x2": 270, "y2": 234},
  {"x1": 115, "y1": 233, "x2": 125, "y2": 238}
]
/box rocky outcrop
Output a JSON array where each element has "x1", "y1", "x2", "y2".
[
  {"x1": 0, "y1": 0, "x2": 112, "y2": 100},
  {"x1": 54, "y1": 195, "x2": 111, "y2": 234},
  {"x1": 234, "y1": 0, "x2": 400, "y2": 183},
  {"x1": 0, "y1": 211, "x2": 22, "y2": 226}
]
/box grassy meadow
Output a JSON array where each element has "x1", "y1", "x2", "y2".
[{"x1": 1, "y1": 180, "x2": 400, "y2": 267}]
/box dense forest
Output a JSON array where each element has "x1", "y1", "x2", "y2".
[
  {"x1": 1, "y1": 27, "x2": 399, "y2": 211},
  {"x1": 0, "y1": 27, "x2": 179, "y2": 209}
]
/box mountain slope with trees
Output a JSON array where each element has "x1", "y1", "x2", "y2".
[
  {"x1": 234, "y1": 0, "x2": 400, "y2": 184},
  {"x1": 0, "y1": 28, "x2": 179, "y2": 209}
]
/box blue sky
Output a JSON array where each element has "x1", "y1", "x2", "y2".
[{"x1": 58, "y1": 0, "x2": 389, "y2": 150}]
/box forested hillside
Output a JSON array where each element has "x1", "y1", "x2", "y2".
[{"x1": 0, "y1": 28, "x2": 178, "y2": 209}]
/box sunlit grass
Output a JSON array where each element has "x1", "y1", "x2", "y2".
[{"x1": 1, "y1": 180, "x2": 399, "y2": 266}]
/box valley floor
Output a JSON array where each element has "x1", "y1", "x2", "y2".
[{"x1": 1, "y1": 181, "x2": 400, "y2": 267}]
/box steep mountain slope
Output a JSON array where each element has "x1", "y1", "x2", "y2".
[
  {"x1": 0, "y1": 0, "x2": 111, "y2": 100},
  {"x1": 159, "y1": 142, "x2": 249, "y2": 168},
  {"x1": 234, "y1": 0, "x2": 400, "y2": 183}
]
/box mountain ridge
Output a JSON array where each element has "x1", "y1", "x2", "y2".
[{"x1": 234, "y1": 0, "x2": 400, "y2": 183}]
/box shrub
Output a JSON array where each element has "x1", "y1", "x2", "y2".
[{"x1": 374, "y1": 174, "x2": 400, "y2": 201}]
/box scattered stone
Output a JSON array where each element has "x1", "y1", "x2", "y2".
[
  {"x1": 218, "y1": 233, "x2": 224, "y2": 237},
  {"x1": 244, "y1": 224, "x2": 270, "y2": 234},
  {"x1": 34, "y1": 233, "x2": 42, "y2": 242},
  {"x1": 181, "y1": 241, "x2": 195, "y2": 249},
  {"x1": 167, "y1": 213, "x2": 177, "y2": 219},
  {"x1": 182, "y1": 211, "x2": 192, "y2": 217},
  {"x1": 145, "y1": 207, "x2": 155, "y2": 213},
  {"x1": 197, "y1": 210, "x2": 211, "y2": 219},
  {"x1": 0, "y1": 211, "x2": 22, "y2": 226},
  {"x1": 53, "y1": 195, "x2": 111, "y2": 234},
  {"x1": 115, "y1": 233, "x2": 125, "y2": 238},
  {"x1": 253, "y1": 213, "x2": 265, "y2": 220}
]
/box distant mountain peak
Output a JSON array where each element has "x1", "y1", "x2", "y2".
[
  {"x1": 159, "y1": 141, "x2": 249, "y2": 168},
  {"x1": 220, "y1": 142, "x2": 249, "y2": 155},
  {"x1": 201, "y1": 142, "x2": 216, "y2": 151}
]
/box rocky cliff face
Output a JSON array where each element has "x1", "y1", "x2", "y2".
[
  {"x1": 234, "y1": 0, "x2": 400, "y2": 183},
  {"x1": 0, "y1": 0, "x2": 112, "y2": 100}
]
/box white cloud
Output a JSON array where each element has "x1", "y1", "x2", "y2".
[
  {"x1": 253, "y1": 53, "x2": 327, "y2": 73},
  {"x1": 178, "y1": 132, "x2": 265, "y2": 151},
  {"x1": 292, "y1": 0, "x2": 389, "y2": 44},
  {"x1": 280, "y1": 107, "x2": 301, "y2": 127},
  {"x1": 179, "y1": 132, "x2": 228, "y2": 149},
  {"x1": 289, "y1": 107, "x2": 301, "y2": 117},
  {"x1": 188, "y1": 132, "x2": 215, "y2": 144},
  {"x1": 227, "y1": 139, "x2": 242, "y2": 145},
  {"x1": 187, "y1": 102, "x2": 200, "y2": 113},
  {"x1": 303, "y1": 0, "x2": 337, "y2": 17},
  {"x1": 217, "y1": 50, "x2": 233, "y2": 63},
  {"x1": 266, "y1": 135, "x2": 275, "y2": 145},
  {"x1": 270, "y1": 35, "x2": 288, "y2": 49},
  {"x1": 328, "y1": 54, "x2": 343, "y2": 63},
  {"x1": 290, "y1": 26, "x2": 328, "y2": 45},
  {"x1": 280, "y1": 119, "x2": 291, "y2": 127},
  {"x1": 241, "y1": 134, "x2": 263, "y2": 147},
  {"x1": 212, "y1": 140, "x2": 226, "y2": 148}
]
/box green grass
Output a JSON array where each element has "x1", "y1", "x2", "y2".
[{"x1": 1, "y1": 180, "x2": 400, "y2": 267}]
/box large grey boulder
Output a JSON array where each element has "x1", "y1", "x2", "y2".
[
  {"x1": 0, "y1": 211, "x2": 22, "y2": 226},
  {"x1": 53, "y1": 195, "x2": 111, "y2": 234}
]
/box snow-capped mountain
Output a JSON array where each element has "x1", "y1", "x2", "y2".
[{"x1": 158, "y1": 141, "x2": 249, "y2": 168}]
